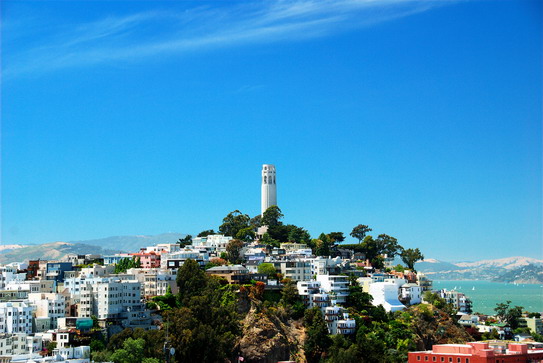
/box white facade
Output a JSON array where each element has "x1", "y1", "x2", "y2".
[
  {"x1": 316, "y1": 275, "x2": 349, "y2": 304},
  {"x1": 369, "y1": 282, "x2": 406, "y2": 312},
  {"x1": 324, "y1": 307, "x2": 356, "y2": 335},
  {"x1": 28, "y1": 293, "x2": 67, "y2": 330},
  {"x1": 400, "y1": 283, "x2": 422, "y2": 305},
  {"x1": 0, "y1": 266, "x2": 26, "y2": 290},
  {"x1": 272, "y1": 260, "x2": 312, "y2": 282},
  {"x1": 191, "y1": 235, "x2": 232, "y2": 253},
  {"x1": 78, "y1": 278, "x2": 142, "y2": 320},
  {"x1": 261, "y1": 164, "x2": 277, "y2": 215},
  {"x1": 0, "y1": 301, "x2": 34, "y2": 334},
  {"x1": 0, "y1": 333, "x2": 42, "y2": 356}
]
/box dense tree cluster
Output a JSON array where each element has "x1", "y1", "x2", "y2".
[{"x1": 114, "y1": 257, "x2": 141, "y2": 274}]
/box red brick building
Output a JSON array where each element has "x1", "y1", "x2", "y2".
[{"x1": 408, "y1": 342, "x2": 543, "y2": 363}]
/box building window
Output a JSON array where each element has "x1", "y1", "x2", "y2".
[{"x1": 417, "y1": 356, "x2": 421, "y2": 361}]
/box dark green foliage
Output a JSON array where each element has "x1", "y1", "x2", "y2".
[
  {"x1": 356, "y1": 234, "x2": 403, "y2": 269},
  {"x1": 287, "y1": 225, "x2": 311, "y2": 243},
  {"x1": 114, "y1": 257, "x2": 141, "y2": 274},
  {"x1": 257, "y1": 263, "x2": 277, "y2": 279},
  {"x1": 109, "y1": 338, "x2": 145, "y2": 363},
  {"x1": 261, "y1": 205, "x2": 284, "y2": 227},
  {"x1": 261, "y1": 232, "x2": 280, "y2": 247},
  {"x1": 235, "y1": 227, "x2": 255, "y2": 242},
  {"x1": 178, "y1": 235, "x2": 193, "y2": 247},
  {"x1": 314, "y1": 233, "x2": 332, "y2": 257},
  {"x1": 345, "y1": 285, "x2": 373, "y2": 312},
  {"x1": 328, "y1": 232, "x2": 346, "y2": 243},
  {"x1": 152, "y1": 285, "x2": 177, "y2": 311},
  {"x1": 494, "y1": 300, "x2": 523, "y2": 329},
  {"x1": 226, "y1": 239, "x2": 244, "y2": 264},
  {"x1": 304, "y1": 307, "x2": 332, "y2": 363},
  {"x1": 176, "y1": 259, "x2": 208, "y2": 306},
  {"x1": 401, "y1": 248, "x2": 424, "y2": 271},
  {"x1": 197, "y1": 229, "x2": 215, "y2": 237},
  {"x1": 350, "y1": 224, "x2": 372, "y2": 242},
  {"x1": 219, "y1": 210, "x2": 251, "y2": 237},
  {"x1": 166, "y1": 273, "x2": 240, "y2": 362}
]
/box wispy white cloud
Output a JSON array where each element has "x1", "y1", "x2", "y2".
[{"x1": 3, "y1": 0, "x2": 454, "y2": 78}]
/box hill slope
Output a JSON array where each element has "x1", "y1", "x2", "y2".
[
  {"x1": 0, "y1": 233, "x2": 185, "y2": 264},
  {"x1": 0, "y1": 242, "x2": 120, "y2": 264},
  {"x1": 67, "y1": 232, "x2": 184, "y2": 253},
  {"x1": 416, "y1": 256, "x2": 543, "y2": 283}
]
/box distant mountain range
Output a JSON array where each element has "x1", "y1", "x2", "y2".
[
  {"x1": 416, "y1": 256, "x2": 543, "y2": 284},
  {"x1": 0, "y1": 233, "x2": 184, "y2": 264}
]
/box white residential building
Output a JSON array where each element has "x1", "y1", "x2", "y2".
[
  {"x1": 0, "y1": 301, "x2": 34, "y2": 334},
  {"x1": 271, "y1": 260, "x2": 312, "y2": 282},
  {"x1": 310, "y1": 257, "x2": 343, "y2": 276},
  {"x1": 161, "y1": 248, "x2": 210, "y2": 269},
  {"x1": 0, "y1": 267, "x2": 26, "y2": 290},
  {"x1": 324, "y1": 306, "x2": 356, "y2": 335},
  {"x1": 316, "y1": 275, "x2": 349, "y2": 304},
  {"x1": 400, "y1": 283, "x2": 422, "y2": 305},
  {"x1": 191, "y1": 235, "x2": 232, "y2": 253},
  {"x1": 369, "y1": 282, "x2": 406, "y2": 312},
  {"x1": 0, "y1": 333, "x2": 42, "y2": 356},
  {"x1": 28, "y1": 293, "x2": 67, "y2": 330},
  {"x1": 78, "y1": 278, "x2": 142, "y2": 320}
]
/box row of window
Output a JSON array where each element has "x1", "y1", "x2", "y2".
[{"x1": 416, "y1": 356, "x2": 470, "y2": 363}]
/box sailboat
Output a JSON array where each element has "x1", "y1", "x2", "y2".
[{"x1": 472, "y1": 286, "x2": 475, "y2": 291}]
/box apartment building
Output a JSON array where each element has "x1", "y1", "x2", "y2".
[
  {"x1": 0, "y1": 301, "x2": 34, "y2": 334},
  {"x1": 28, "y1": 293, "x2": 67, "y2": 330}
]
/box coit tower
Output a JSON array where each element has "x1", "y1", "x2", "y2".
[{"x1": 261, "y1": 164, "x2": 277, "y2": 215}]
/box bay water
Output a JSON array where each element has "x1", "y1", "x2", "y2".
[{"x1": 433, "y1": 280, "x2": 543, "y2": 315}]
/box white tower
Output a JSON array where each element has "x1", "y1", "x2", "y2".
[{"x1": 261, "y1": 164, "x2": 277, "y2": 215}]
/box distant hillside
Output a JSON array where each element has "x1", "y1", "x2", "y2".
[
  {"x1": 0, "y1": 242, "x2": 120, "y2": 264},
  {"x1": 0, "y1": 233, "x2": 185, "y2": 264},
  {"x1": 68, "y1": 233, "x2": 184, "y2": 253},
  {"x1": 493, "y1": 264, "x2": 543, "y2": 284},
  {"x1": 416, "y1": 256, "x2": 543, "y2": 283}
]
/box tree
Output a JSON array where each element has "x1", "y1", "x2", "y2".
[
  {"x1": 114, "y1": 257, "x2": 140, "y2": 274},
  {"x1": 197, "y1": 229, "x2": 215, "y2": 237},
  {"x1": 250, "y1": 214, "x2": 262, "y2": 228},
  {"x1": 176, "y1": 259, "x2": 207, "y2": 305},
  {"x1": 235, "y1": 227, "x2": 255, "y2": 242},
  {"x1": 400, "y1": 248, "x2": 424, "y2": 271},
  {"x1": 328, "y1": 232, "x2": 346, "y2": 243},
  {"x1": 495, "y1": 301, "x2": 524, "y2": 329},
  {"x1": 287, "y1": 225, "x2": 311, "y2": 243},
  {"x1": 314, "y1": 233, "x2": 332, "y2": 257},
  {"x1": 219, "y1": 210, "x2": 250, "y2": 237},
  {"x1": 304, "y1": 307, "x2": 332, "y2": 363},
  {"x1": 178, "y1": 235, "x2": 192, "y2": 247},
  {"x1": 261, "y1": 205, "x2": 284, "y2": 227},
  {"x1": 358, "y1": 234, "x2": 403, "y2": 269},
  {"x1": 261, "y1": 232, "x2": 279, "y2": 247},
  {"x1": 257, "y1": 263, "x2": 277, "y2": 279},
  {"x1": 350, "y1": 224, "x2": 372, "y2": 243},
  {"x1": 109, "y1": 338, "x2": 145, "y2": 363},
  {"x1": 226, "y1": 239, "x2": 244, "y2": 264}
]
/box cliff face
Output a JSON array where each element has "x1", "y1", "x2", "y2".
[
  {"x1": 408, "y1": 304, "x2": 473, "y2": 350},
  {"x1": 238, "y1": 306, "x2": 305, "y2": 363}
]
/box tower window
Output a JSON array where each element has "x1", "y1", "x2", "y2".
[
  {"x1": 264, "y1": 176, "x2": 267, "y2": 184},
  {"x1": 274, "y1": 176, "x2": 276, "y2": 184}
]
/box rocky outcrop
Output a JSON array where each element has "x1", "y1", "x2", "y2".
[
  {"x1": 408, "y1": 304, "x2": 473, "y2": 350},
  {"x1": 238, "y1": 306, "x2": 305, "y2": 363}
]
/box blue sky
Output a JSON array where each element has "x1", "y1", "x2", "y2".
[{"x1": 1, "y1": 0, "x2": 541, "y2": 261}]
